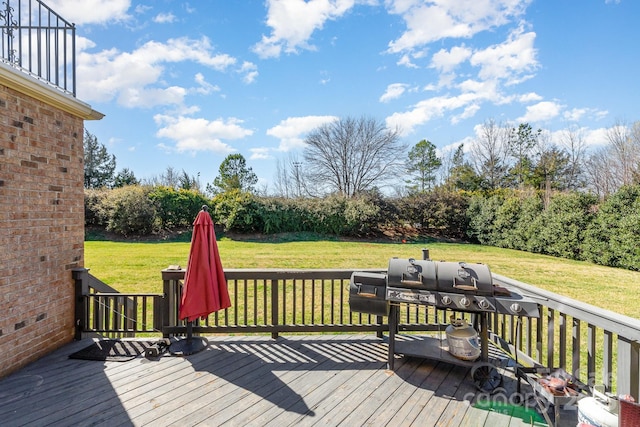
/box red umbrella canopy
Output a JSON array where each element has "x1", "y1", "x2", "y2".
[{"x1": 179, "y1": 207, "x2": 231, "y2": 322}]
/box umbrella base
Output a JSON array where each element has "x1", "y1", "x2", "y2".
[{"x1": 169, "y1": 336, "x2": 208, "y2": 356}]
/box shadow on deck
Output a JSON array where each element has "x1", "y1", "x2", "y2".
[{"x1": 0, "y1": 335, "x2": 558, "y2": 426}]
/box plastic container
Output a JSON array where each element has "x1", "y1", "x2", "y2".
[{"x1": 577, "y1": 396, "x2": 618, "y2": 427}]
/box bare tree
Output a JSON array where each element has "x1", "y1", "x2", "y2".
[
  {"x1": 470, "y1": 119, "x2": 509, "y2": 190},
  {"x1": 585, "y1": 148, "x2": 620, "y2": 199},
  {"x1": 302, "y1": 116, "x2": 405, "y2": 197},
  {"x1": 585, "y1": 121, "x2": 640, "y2": 198},
  {"x1": 272, "y1": 154, "x2": 308, "y2": 198},
  {"x1": 557, "y1": 124, "x2": 587, "y2": 191},
  {"x1": 607, "y1": 120, "x2": 640, "y2": 187}
]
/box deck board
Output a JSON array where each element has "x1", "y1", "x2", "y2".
[{"x1": 0, "y1": 335, "x2": 564, "y2": 426}]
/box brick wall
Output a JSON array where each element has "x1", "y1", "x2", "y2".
[{"x1": 0, "y1": 83, "x2": 86, "y2": 377}]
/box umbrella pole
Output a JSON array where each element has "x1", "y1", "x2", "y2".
[{"x1": 169, "y1": 319, "x2": 209, "y2": 356}]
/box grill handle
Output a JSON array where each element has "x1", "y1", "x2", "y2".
[
  {"x1": 356, "y1": 284, "x2": 378, "y2": 297},
  {"x1": 401, "y1": 273, "x2": 423, "y2": 286},
  {"x1": 453, "y1": 277, "x2": 478, "y2": 291}
]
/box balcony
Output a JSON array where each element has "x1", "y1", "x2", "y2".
[
  {"x1": 0, "y1": 0, "x2": 76, "y2": 96},
  {"x1": 0, "y1": 266, "x2": 639, "y2": 426}
]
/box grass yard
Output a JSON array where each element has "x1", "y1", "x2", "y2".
[{"x1": 84, "y1": 238, "x2": 640, "y2": 319}]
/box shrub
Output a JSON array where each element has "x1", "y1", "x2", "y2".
[
  {"x1": 149, "y1": 186, "x2": 211, "y2": 228},
  {"x1": 583, "y1": 185, "x2": 640, "y2": 270},
  {"x1": 98, "y1": 185, "x2": 158, "y2": 236},
  {"x1": 84, "y1": 188, "x2": 108, "y2": 226},
  {"x1": 212, "y1": 190, "x2": 263, "y2": 233},
  {"x1": 528, "y1": 192, "x2": 597, "y2": 259}
]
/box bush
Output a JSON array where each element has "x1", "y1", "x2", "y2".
[
  {"x1": 583, "y1": 185, "x2": 640, "y2": 270},
  {"x1": 212, "y1": 190, "x2": 263, "y2": 233},
  {"x1": 84, "y1": 188, "x2": 108, "y2": 226},
  {"x1": 466, "y1": 192, "x2": 505, "y2": 245},
  {"x1": 98, "y1": 185, "x2": 158, "y2": 236},
  {"x1": 527, "y1": 192, "x2": 597, "y2": 259},
  {"x1": 149, "y1": 186, "x2": 211, "y2": 229}
]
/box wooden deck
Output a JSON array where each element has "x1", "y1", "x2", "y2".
[{"x1": 0, "y1": 335, "x2": 559, "y2": 426}]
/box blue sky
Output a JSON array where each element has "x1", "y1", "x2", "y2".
[{"x1": 49, "y1": 0, "x2": 638, "y2": 192}]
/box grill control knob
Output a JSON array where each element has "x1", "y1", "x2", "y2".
[
  {"x1": 510, "y1": 303, "x2": 522, "y2": 313},
  {"x1": 478, "y1": 299, "x2": 491, "y2": 310},
  {"x1": 460, "y1": 297, "x2": 471, "y2": 308},
  {"x1": 441, "y1": 295, "x2": 452, "y2": 306}
]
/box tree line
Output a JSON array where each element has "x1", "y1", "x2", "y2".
[{"x1": 84, "y1": 116, "x2": 640, "y2": 271}]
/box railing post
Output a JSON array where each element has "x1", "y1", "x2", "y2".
[
  {"x1": 271, "y1": 279, "x2": 279, "y2": 339},
  {"x1": 617, "y1": 336, "x2": 640, "y2": 401},
  {"x1": 161, "y1": 268, "x2": 184, "y2": 339},
  {"x1": 72, "y1": 268, "x2": 89, "y2": 340}
]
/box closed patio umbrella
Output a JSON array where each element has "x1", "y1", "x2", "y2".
[{"x1": 169, "y1": 205, "x2": 231, "y2": 355}]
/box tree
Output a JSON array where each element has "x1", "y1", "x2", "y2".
[
  {"x1": 302, "y1": 116, "x2": 405, "y2": 197},
  {"x1": 113, "y1": 168, "x2": 138, "y2": 188},
  {"x1": 471, "y1": 119, "x2": 509, "y2": 191},
  {"x1": 178, "y1": 170, "x2": 201, "y2": 191},
  {"x1": 84, "y1": 130, "x2": 116, "y2": 188},
  {"x1": 208, "y1": 154, "x2": 258, "y2": 194},
  {"x1": 557, "y1": 124, "x2": 587, "y2": 191},
  {"x1": 406, "y1": 139, "x2": 441, "y2": 193},
  {"x1": 506, "y1": 123, "x2": 541, "y2": 188},
  {"x1": 445, "y1": 144, "x2": 482, "y2": 191},
  {"x1": 584, "y1": 121, "x2": 640, "y2": 198}
]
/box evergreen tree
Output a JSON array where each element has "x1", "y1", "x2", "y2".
[
  {"x1": 113, "y1": 168, "x2": 139, "y2": 188},
  {"x1": 208, "y1": 154, "x2": 258, "y2": 194},
  {"x1": 406, "y1": 139, "x2": 441, "y2": 193},
  {"x1": 84, "y1": 130, "x2": 116, "y2": 188}
]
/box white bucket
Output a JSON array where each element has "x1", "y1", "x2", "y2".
[{"x1": 577, "y1": 396, "x2": 618, "y2": 427}]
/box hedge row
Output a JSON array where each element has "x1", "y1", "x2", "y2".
[
  {"x1": 84, "y1": 186, "x2": 467, "y2": 238},
  {"x1": 85, "y1": 184, "x2": 640, "y2": 270},
  {"x1": 467, "y1": 186, "x2": 640, "y2": 270}
]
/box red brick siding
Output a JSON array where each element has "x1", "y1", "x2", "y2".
[{"x1": 0, "y1": 84, "x2": 85, "y2": 378}]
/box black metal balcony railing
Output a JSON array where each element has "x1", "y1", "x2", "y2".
[
  {"x1": 1, "y1": 0, "x2": 76, "y2": 95},
  {"x1": 73, "y1": 267, "x2": 640, "y2": 402}
]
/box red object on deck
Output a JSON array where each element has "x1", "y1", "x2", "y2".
[{"x1": 179, "y1": 208, "x2": 231, "y2": 322}]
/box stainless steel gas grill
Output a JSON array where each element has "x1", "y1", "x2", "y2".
[{"x1": 348, "y1": 250, "x2": 542, "y2": 389}]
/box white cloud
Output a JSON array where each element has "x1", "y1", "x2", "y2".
[
  {"x1": 154, "y1": 115, "x2": 253, "y2": 153},
  {"x1": 119, "y1": 86, "x2": 187, "y2": 108},
  {"x1": 267, "y1": 115, "x2": 338, "y2": 151},
  {"x1": 470, "y1": 25, "x2": 538, "y2": 84},
  {"x1": 430, "y1": 45, "x2": 472, "y2": 73},
  {"x1": 253, "y1": 0, "x2": 356, "y2": 58},
  {"x1": 239, "y1": 62, "x2": 259, "y2": 84},
  {"x1": 563, "y1": 107, "x2": 609, "y2": 122},
  {"x1": 77, "y1": 37, "x2": 237, "y2": 107},
  {"x1": 250, "y1": 147, "x2": 273, "y2": 160},
  {"x1": 518, "y1": 92, "x2": 543, "y2": 103},
  {"x1": 516, "y1": 101, "x2": 562, "y2": 123},
  {"x1": 386, "y1": 92, "x2": 484, "y2": 136},
  {"x1": 380, "y1": 83, "x2": 409, "y2": 103},
  {"x1": 153, "y1": 12, "x2": 177, "y2": 24},
  {"x1": 386, "y1": 0, "x2": 530, "y2": 53},
  {"x1": 46, "y1": 0, "x2": 132, "y2": 25},
  {"x1": 193, "y1": 73, "x2": 220, "y2": 95}
]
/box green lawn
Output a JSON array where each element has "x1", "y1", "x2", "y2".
[{"x1": 84, "y1": 238, "x2": 640, "y2": 319}]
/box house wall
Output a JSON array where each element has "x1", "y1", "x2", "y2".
[{"x1": 0, "y1": 66, "x2": 100, "y2": 378}]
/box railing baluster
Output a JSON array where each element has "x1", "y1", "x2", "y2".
[
  {"x1": 603, "y1": 330, "x2": 613, "y2": 391},
  {"x1": 559, "y1": 312, "x2": 567, "y2": 370},
  {"x1": 572, "y1": 317, "x2": 581, "y2": 377},
  {"x1": 588, "y1": 323, "x2": 596, "y2": 384},
  {"x1": 525, "y1": 316, "x2": 532, "y2": 358},
  {"x1": 536, "y1": 310, "x2": 543, "y2": 364},
  {"x1": 547, "y1": 308, "x2": 555, "y2": 368}
]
